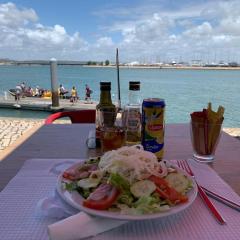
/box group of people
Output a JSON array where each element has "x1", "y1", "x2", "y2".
[
  {"x1": 14, "y1": 82, "x2": 92, "y2": 104},
  {"x1": 69, "y1": 84, "x2": 92, "y2": 104},
  {"x1": 14, "y1": 82, "x2": 46, "y2": 101},
  {"x1": 15, "y1": 82, "x2": 36, "y2": 101}
]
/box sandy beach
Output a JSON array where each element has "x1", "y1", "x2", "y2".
[{"x1": 0, "y1": 117, "x2": 239, "y2": 161}]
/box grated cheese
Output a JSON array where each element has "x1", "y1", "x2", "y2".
[{"x1": 99, "y1": 145, "x2": 168, "y2": 183}]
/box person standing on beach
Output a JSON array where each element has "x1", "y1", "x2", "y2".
[
  {"x1": 85, "y1": 84, "x2": 92, "y2": 102},
  {"x1": 70, "y1": 86, "x2": 78, "y2": 105}
]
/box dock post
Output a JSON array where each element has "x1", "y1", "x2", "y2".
[{"x1": 50, "y1": 58, "x2": 59, "y2": 108}]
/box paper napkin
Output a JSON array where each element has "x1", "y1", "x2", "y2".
[
  {"x1": 36, "y1": 190, "x2": 78, "y2": 219},
  {"x1": 48, "y1": 212, "x2": 127, "y2": 240}
]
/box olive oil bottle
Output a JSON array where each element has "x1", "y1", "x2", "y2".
[
  {"x1": 96, "y1": 82, "x2": 116, "y2": 146},
  {"x1": 96, "y1": 82, "x2": 115, "y2": 112}
]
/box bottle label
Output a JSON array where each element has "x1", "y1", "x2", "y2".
[{"x1": 127, "y1": 109, "x2": 141, "y2": 131}]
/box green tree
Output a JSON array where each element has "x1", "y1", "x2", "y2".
[{"x1": 105, "y1": 60, "x2": 110, "y2": 66}]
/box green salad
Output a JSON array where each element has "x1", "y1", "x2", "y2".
[{"x1": 62, "y1": 145, "x2": 192, "y2": 215}]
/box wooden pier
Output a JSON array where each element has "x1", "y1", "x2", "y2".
[{"x1": 0, "y1": 96, "x2": 97, "y2": 112}]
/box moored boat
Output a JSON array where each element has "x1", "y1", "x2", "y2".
[{"x1": 8, "y1": 89, "x2": 17, "y2": 96}]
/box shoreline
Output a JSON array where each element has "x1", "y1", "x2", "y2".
[
  {"x1": 1, "y1": 64, "x2": 240, "y2": 70},
  {"x1": 82, "y1": 65, "x2": 240, "y2": 70}
]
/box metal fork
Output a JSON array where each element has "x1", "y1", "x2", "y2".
[{"x1": 177, "y1": 160, "x2": 226, "y2": 225}]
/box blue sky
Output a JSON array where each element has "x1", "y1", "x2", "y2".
[
  {"x1": 11, "y1": 1, "x2": 112, "y2": 37},
  {"x1": 1, "y1": 0, "x2": 240, "y2": 62},
  {"x1": 7, "y1": 0, "x2": 184, "y2": 40}
]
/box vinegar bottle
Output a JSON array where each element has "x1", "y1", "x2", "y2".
[{"x1": 124, "y1": 81, "x2": 141, "y2": 145}]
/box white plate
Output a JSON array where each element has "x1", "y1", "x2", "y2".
[{"x1": 56, "y1": 160, "x2": 198, "y2": 221}]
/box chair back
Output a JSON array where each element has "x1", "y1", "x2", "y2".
[{"x1": 45, "y1": 110, "x2": 96, "y2": 124}]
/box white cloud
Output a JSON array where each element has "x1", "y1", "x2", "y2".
[
  {"x1": 183, "y1": 22, "x2": 213, "y2": 38},
  {"x1": 25, "y1": 25, "x2": 68, "y2": 45},
  {"x1": 0, "y1": 2, "x2": 37, "y2": 27},
  {"x1": 113, "y1": 0, "x2": 240, "y2": 62},
  {"x1": 1, "y1": 1, "x2": 240, "y2": 62},
  {"x1": 0, "y1": 2, "x2": 89, "y2": 60},
  {"x1": 96, "y1": 37, "x2": 113, "y2": 47},
  {"x1": 218, "y1": 16, "x2": 240, "y2": 35}
]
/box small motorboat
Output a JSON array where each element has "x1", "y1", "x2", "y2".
[
  {"x1": 9, "y1": 88, "x2": 44, "y2": 97},
  {"x1": 8, "y1": 89, "x2": 17, "y2": 96}
]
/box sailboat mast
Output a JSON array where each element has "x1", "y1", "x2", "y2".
[{"x1": 116, "y1": 48, "x2": 121, "y2": 109}]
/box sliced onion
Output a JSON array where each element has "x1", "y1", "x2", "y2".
[{"x1": 88, "y1": 183, "x2": 112, "y2": 201}]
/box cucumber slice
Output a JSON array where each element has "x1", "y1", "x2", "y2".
[
  {"x1": 77, "y1": 178, "x2": 100, "y2": 189},
  {"x1": 130, "y1": 180, "x2": 156, "y2": 198},
  {"x1": 165, "y1": 172, "x2": 191, "y2": 193}
]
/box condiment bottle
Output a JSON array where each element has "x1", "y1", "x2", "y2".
[
  {"x1": 96, "y1": 82, "x2": 115, "y2": 111},
  {"x1": 124, "y1": 81, "x2": 141, "y2": 145},
  {"x1": 96, "y1": 82, "x2": 116, "y2": 146}
]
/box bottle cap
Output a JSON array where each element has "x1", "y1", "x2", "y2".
[
  {"x1": 100, "y1": 82, "x2": 111, "y2": 90},
  {"x1": 129, "y1": 81, "x2": 140, "y2": 91},
  {"x1": 143, "y1": 98, "x2": 165, "y2": 107}
]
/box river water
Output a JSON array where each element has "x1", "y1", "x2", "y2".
[{"x1": 0, "y1": 65, "x2": 239, "y2": 127}]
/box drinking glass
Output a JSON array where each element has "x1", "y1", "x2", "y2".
[
  {"x1": 190, "y1": 120, "x2": 222, "y2": 163},
  {"x1": 98, "y1": 110, "x2": 126, "y2": 152}
]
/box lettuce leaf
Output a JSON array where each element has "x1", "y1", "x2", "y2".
[
  {"x1": 108, "y1": 173, "x2": 133, "y2": 205},
  {"x1": 133, "y1": 196, "x2": 169, "y2": 214},
  {"x1": 108, "y1": 173, "x2": 130, "y2": 192},
  {"x1": 63, "y1": 182, "x2": 77, "y2": 192},
  {"x1": 117, "y1": 192, "x2": 134, "y2": 206}
]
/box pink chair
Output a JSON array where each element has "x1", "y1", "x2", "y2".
[{"x1": 45, "y1": 110, "x2": 96, "y2": 124}]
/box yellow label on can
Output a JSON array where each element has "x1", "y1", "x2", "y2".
[{"x1": 142, "y1": 104, "x2": 165, "y2": 159}]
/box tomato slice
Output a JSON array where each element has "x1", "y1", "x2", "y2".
[
  {"x1": 83, "y1": 183, "x2": 120, "y2": 210},
  {"x1": 149, "y1": 175, "x2": 188, "y2": 204},
  {"x1": 63, "y1": 172, "x2": 75, "y2": 181},
  {"x1": 155, "y1": 186, "x2": 169, "y2": 199},
  {"x1": 149, "y1": 175, "x2": 168, "y2": 189}
]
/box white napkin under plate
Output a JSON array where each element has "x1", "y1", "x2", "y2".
[
  {"x1": 37, "y1": 191, "x2": 127, "y2": 240},
  {"x1": 48, "y1": 212, "x2": 127, "y2": 240},
  {"x1": 36, "y1": 190, "x2": 78, "y2": 219},
  {"x1": 36, "y1": 182, "x2": 127, "y2": 240}
]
